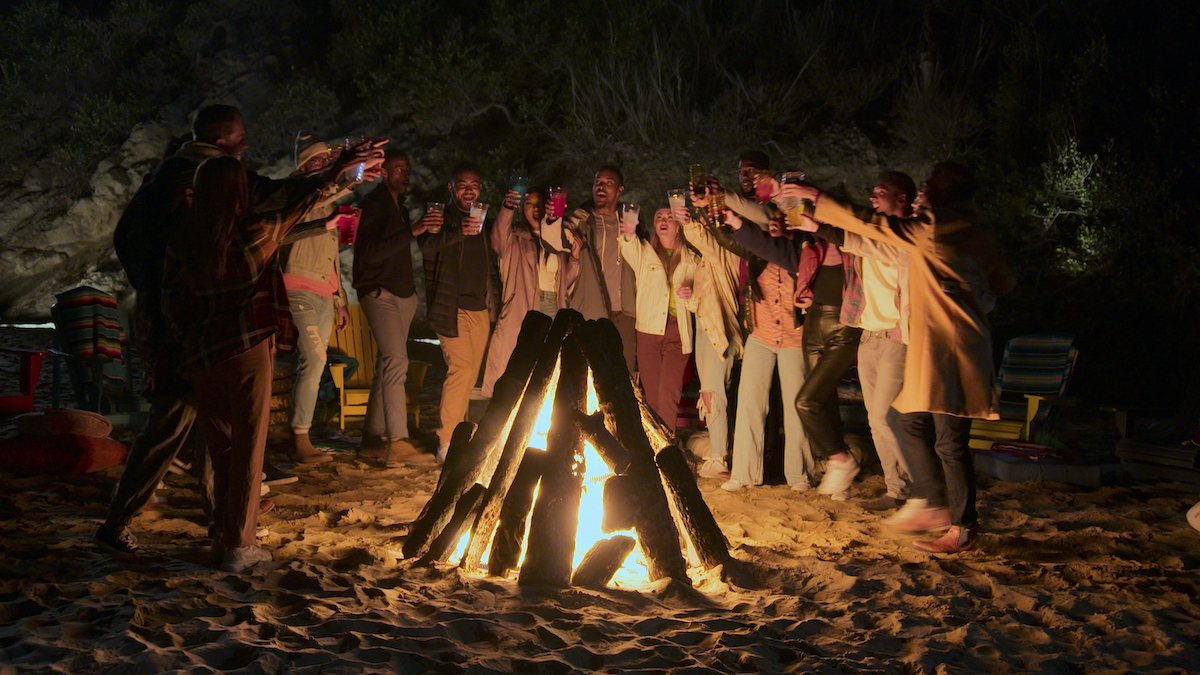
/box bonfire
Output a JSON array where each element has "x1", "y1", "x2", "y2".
[{"x1": 402, "y1": 310, "x2": 729, "y2": 588}]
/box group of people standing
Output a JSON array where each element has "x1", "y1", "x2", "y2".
[
  {"x1": 95, "y1": 101, "x2": 1012, "y2": 574},
  {"x1": 344, "y1": 147, "x2": 1013, "y2": 556}
]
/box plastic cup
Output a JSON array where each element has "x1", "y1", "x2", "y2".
[
  {"x1": 666, "y1": 189, "x2": 687, "y2": 211},
  {"x1": 549, "y1": 187, "x2": 567, "y2": 219},
  {"x1": 336, "y1": 206, "x2": 360, "y2": 245},
  {"x1": 510, "y1": 173, "x2": 529, "y2": 198},
  {"x1": 425, "y1": 202, "x2": 444, "y2": 233},
  {"x1": 467, "y1": 202, "x2": 489, "y2": 235},
  {"x1": 619, "y1": 203, "x2": 640, "y2": 236}
]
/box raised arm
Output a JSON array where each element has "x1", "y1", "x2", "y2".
[{"x1": 727, "y1": 219, "x2": 803, "y2": 273}]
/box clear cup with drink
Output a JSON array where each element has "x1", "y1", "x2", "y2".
[
  {"x1": 619, "y1": 203, "x2": 640, "y2": 237},
  {"x1": 777, "y1": 172, "x2": 809, "y2": 228},
  {"x1": 667, "y1": 188, "x2": 687, "y2": 210},
  {"x1": 667, "y1": 189, "x2": 688, "y2": 223},
  {"x1": 425, "y1": 202, "x2": 445, "y2": 234},
  {"x1": 466, "y1": 202, "x2": 489, "y2": 235}
]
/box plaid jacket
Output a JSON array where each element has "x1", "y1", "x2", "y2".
[{"x1": 163, "y1": 198, "x2": 319, "y2": 372}]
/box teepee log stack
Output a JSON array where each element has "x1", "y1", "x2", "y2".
[{"x1": 403, "y1": 313, "x2": 730, "y2": 588}]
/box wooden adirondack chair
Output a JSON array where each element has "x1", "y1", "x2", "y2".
[
  {"x1": 969, "y1": 333, "x2": 1078, "y2": 451},
  {"x1": 326, "y1": 303, "x2": 427, "y2": 430}
]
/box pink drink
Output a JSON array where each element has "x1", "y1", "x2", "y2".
[{"x1": 549, "y1": 188, "x2": 567, "y2": 219}]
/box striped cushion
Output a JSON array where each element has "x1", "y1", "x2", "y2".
[{"x1": 996, "y1": 333, "x2": 1075, "y2": 396}]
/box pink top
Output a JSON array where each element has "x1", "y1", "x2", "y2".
[
  {"x1": 751, "y1": 262, "x2": 805, "y2": 349},
  {"x1": 283, "y1": 263, "x2": 339, "y2": 297}
]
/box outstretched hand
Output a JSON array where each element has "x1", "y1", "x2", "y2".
[
  {"x1": 723, "y1": 208, "x2": 743, "y2": 231},
  {"x1": 779, "y1": 182, "x2": 820, "y2": 202}
]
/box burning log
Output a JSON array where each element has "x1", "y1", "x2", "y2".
[
  {"x1": 518, "y1": 336, "x2": 588, "y2": 587},
  {"x1": 571, "y1": 535, "x2": 637, "y2": 588},
  {"x1": 461, "y1": 309, "x2": 583, "y2": 572},
  {"x1": 655, "y1": 444, "x2": 731, "y2": 570},
  {"x1": 415, "y1": 483, "x2": 487, "y2": 567},
  {"x1": 574, "y1": 320, "x2": 689, "y2": 583},
  {"x1": 575, "y1": 410, "x2": 632, "y2": 474},
  {"x1": 600, "y1": 474, "x2": 637, "y2": 532},
  {"x1": 403, "y1": 312, "x2": 553, "y2": 559},
  {"x1": 634, "y1": 385, "x2": 675, "y2": 452},
  {"x1": 486, "y1": 448, "x2": 547, "y2": 579}
]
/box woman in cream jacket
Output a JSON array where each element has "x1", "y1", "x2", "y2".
[{"x1": 619, "y1": 206, "x2": 699, "y2": 426}]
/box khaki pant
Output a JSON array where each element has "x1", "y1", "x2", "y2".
[{"x1": 437, "y1": 309, "x2": 491, "y2": 446}]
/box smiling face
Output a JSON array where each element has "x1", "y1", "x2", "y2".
[
  {"x1": 592, "y1": 169, "x2": 624, "y2": 211},
  {"x1": 653, "y1": 207, "x2": 679, "y2": 245},
  {"x1": 870, "y1": 183, "x2": 908, "y2": 217},
  {"x1": 449, "y1": 170, "x2": 482, "y2": 211}
]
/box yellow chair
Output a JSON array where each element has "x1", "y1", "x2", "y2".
[
  {"x1": 327, "y1": 304, "x2": 427, "y2": 430},
  {"x1": 969, "y1": 333, "x2": 1078, "y2": 450}
]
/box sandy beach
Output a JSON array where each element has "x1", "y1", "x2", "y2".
[
  {"x1": 2, "y1": 325, "x2": 1200, "y2": 674},
  {"x1": 2, "y1": 436, "x2": 1199, "y2": 673}
]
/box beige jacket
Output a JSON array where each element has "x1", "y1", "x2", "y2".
[
  {"x1": 281, "y1": 201, "x2": 347, "y2": 307},
  {"x1": 815, "y1": 197, "x2": 1015, "y2": 419},
  {"x1": 619, "y1": 234, "x2": 698, "y2": 354},
  {"x1": 682, "y1": 219, "x2": 744, "y2": 358}
]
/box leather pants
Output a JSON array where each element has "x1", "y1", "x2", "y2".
[{"x1": 795, "y1": 303, "x2": 861, "y2": 459}]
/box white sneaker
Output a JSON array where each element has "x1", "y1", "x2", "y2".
[
  {"x1": 830, "y1": 490, "x2": 850, "y2": 502},
  {"x1": 721, "y1": 479, "x2": 745, "y2": 492},
  {"x1": 221, "y1": 545, "x2": 273, "y2": 573},
  {"x1": 790, "y1": 478, "x2": 813, "y2": 492},
  {"x1": 1187, "y1": 500, "x2": 1200, "y2": 533},
  {"x1": 436, "y1": 444, "x2": 449, "y2": 463},
  {"x1": 260, "y1": 482, "x2": 270, "y2": 497},
  {"x1": 698, "y1": 458, "x2": 728, "y2": 478},
  {"x1": 817, "y1": 456, "x2": 859, "y2": 495}
]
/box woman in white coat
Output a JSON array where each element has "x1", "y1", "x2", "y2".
[{"x1": 619, "y1": 206, "x2": 698, "y2": 426}]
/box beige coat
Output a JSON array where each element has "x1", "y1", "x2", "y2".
[
  {"x1": 682, "y1": 219, "x2": 744, "y2": 358},
  {"x1": 619, "y1": 234, "x2": 698, "y2": 354},
  {"x1": 815, "y1": 197, "x2": 1015, "y2": 419}
]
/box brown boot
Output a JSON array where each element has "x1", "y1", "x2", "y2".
[
  {"x1": 384, "y1": 439, "x2": 437, "y2": 468},
  {"x1": 358, "y1": 435, "x2": 387, "y2": 461},
  {"x1": 913, "y1": 525, "x2": 977, "y2": 553},
  {"x1": 292, "y1": 432, "x2": 333, "y2": 465}
]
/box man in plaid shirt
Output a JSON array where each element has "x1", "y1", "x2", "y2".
[{"x1": 162, "y1": 141, "x2": 382, "y2": 573}]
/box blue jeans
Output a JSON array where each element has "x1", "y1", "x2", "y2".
[
  {"x1": 731, "y1": 335, "x2": 814, "y2": 486},
  {"x1": 288, "y1": 290, "x2": 336, "y2": 433}
]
